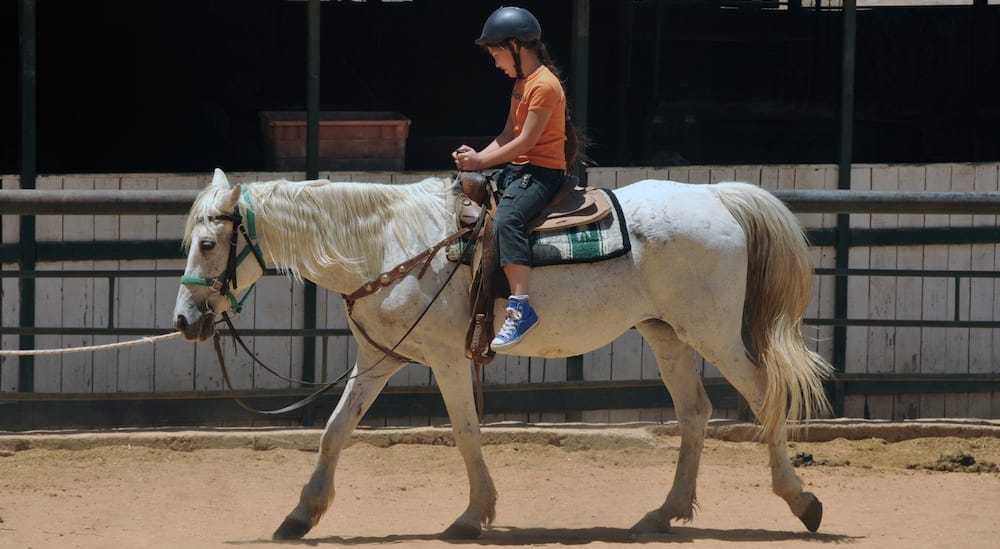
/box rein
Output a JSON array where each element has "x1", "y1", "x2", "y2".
[
  {"x1": 340, "y1": 226, "x2": 471, "y2": 361},
  {"x1": 185, "y1": 181, "x2": 485, "y2": 416}
]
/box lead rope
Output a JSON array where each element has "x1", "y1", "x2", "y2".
[{"x1": 0, "y1": 332, "x2": 182, "y2": 356}]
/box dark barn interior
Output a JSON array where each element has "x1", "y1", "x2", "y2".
[{"x1": 3, "y1": 1, "x2": 999, "y2": 174}]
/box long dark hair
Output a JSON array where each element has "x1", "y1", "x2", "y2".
[{"x1": 505, "y1": 39, "x2": 588, "y2": 171}]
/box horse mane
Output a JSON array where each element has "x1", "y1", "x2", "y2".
[{"x1": 185, "y1": 177, "x2": 457, "y2": 281}]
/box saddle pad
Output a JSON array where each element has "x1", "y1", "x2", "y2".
[
  {"x1": 448, "y1": 188, "x2": 631, "y2": 267},
  {"x1": 528, "y1": 188, "x2": 631, "y2": 266}
]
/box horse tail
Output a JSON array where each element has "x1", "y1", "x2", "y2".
[{"x1": 714, "y1": 183, "x2": 832, "y2": 439}]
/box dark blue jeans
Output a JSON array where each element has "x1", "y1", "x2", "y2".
[{"x1": 495, "y1": 163, "x2": 565, "y2": 267}]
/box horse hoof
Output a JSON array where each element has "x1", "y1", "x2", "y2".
[
  {"x1": 440, "y1": 521, "x2": 482, "y2": 540},
  {"x1": 630, "y1": 512, "x2": 671, "y2": 534},
  {"x1": 798, "y1": 495, "x2": 823, "y2": 533},
  {"x1": 273, "y1": 516, "x2": 313, "y2": 540}
]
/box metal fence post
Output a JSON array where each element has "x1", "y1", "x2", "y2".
[
  {"x1": 832, "y1": 0, "x2": 857, "y2": 417},
  {"x1": 18, "y1": 0, "x2": 38, "y2": 393},
  {"x1": 300, "y1": 0, "x2": 322, "y2": 427}
]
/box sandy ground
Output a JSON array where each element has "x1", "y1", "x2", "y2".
[{"x1": 0, "y1": 421, "x2": 998, "y2": 549}]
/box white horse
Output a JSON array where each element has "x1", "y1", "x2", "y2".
[{"x1": 173, "y1": 168, "x2": 832, "y2": 540}]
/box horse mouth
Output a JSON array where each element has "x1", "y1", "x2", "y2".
[{"x1": 175, "y1": 312, "x2": 217, "y2": 342}]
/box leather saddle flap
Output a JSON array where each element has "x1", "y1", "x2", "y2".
[{"x1": 527, "y1": 187, "x2": 613, "y2": 232}]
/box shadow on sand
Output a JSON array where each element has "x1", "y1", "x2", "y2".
[{"x1": 237, "y1": 525, "x2": 859, "y2": 546}]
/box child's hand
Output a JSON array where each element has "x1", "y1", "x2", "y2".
[{"x1": 452, "y1": 146, "x2": 480, "y2": 171}]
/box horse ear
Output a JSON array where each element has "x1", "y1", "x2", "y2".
[
  {"x1": 211, "y1": 168, "x2": 232, "y2": 188},
  {"x1": 224, "y1": 184, "x2": 242, "y2": 211}
]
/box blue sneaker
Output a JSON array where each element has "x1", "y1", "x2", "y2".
[{"x1": 491, "y1": 296, "x2": 539, "y2": 350}]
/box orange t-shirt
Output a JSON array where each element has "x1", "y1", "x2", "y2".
[{"x1": 511, "y1": 65, "x2": 566, "y2": 171}]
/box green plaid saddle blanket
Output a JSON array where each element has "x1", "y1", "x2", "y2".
[{"x1": 527, "y1": 188, "x2": 631, "y2": 266}]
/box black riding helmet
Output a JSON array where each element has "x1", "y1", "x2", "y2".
[
  {"x1": 476, "y1": 7, "x2": 541, "y2": 79},
  {"x1": 475, "y1": 6, "x2": 541, "y2": 46}
]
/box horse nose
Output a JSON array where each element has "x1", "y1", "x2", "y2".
[{"x1": 175, "y1": 315, "x2": 189, "y2": 331}]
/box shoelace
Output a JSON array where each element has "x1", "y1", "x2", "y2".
[{"x1": 496, "y1": 307, "x2": 523, "y2": 338}]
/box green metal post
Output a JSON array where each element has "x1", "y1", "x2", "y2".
[
  {"x1": 565, "y1": 0, "x2": 590, "y2": 395},
  {"x1": 571, "y1": 0, "x2": 589, "y2": 184},
  {"x1": 306, "y1": 0, "x2": 320, "y2": 180},
  {"x1": 301, "y1": 0, "x2": 321, "y2": 426},
  {"x1": 833, "y1": 0, "x2": 857, "y2": 417},
  {"x1": 18, "y1": 0, "x2": 37, "y2": 393},
  {"x1": 838, "y1": 2, "x2": 856, "y2": 185}
]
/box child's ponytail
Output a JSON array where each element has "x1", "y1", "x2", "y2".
[{"x1": 532, "y1": 41, "x2": 587, "y2": 172}]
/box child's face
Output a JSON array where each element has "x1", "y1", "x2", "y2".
[{"x1": 487, "y1": 46, "x2": 517, "y2": 78}]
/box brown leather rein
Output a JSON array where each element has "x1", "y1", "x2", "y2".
[{"x1": 340, "y1": 226, "x2": 472, "y2": 362}]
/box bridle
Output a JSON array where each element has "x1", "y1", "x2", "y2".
[
  {"x1": 178, "y1": 181, "x2": 484, "y2": 416},
  {"x1": 179, "y1": 187, "x2": 267, "y2": 315},
  {"x1": 179, "y1": 189, "x2": 314, "y2": 414},
  {"x1": 179, "y1": 190, "x2": 345, "y2": 414}
]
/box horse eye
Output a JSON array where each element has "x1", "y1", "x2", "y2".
[{"x1": 199, "y1": 240, "x2": 217, "y2": 251}]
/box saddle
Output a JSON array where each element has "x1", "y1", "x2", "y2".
[{"x1": 455, "y1": 171, "x2": 614, "y2": 370}]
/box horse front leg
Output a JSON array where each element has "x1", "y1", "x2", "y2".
[
  {"x1": 431, "y1": 358, "x2": 497, "y2": 539},
  {"x1": 631, "y1": 320, "x2": 711, "y2": 534},
  {"x1": 273, "y1": 356, "x2": 402, "y2": 540}
]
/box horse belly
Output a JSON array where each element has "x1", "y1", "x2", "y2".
[{"x1": 491, "y1": 259, "x2": 653, "y2": 358}]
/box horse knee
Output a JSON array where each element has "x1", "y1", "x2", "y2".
[
  {"x1": 692, "y1": 394, "x2": 712, "y2": 423},
  {"x1": 674, "y1": 392, "x2": 711, "y2": 437}
]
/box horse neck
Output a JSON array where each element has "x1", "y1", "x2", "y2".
[{"x1": 248, "y1": 178, "x2": 453, "y2": 293}]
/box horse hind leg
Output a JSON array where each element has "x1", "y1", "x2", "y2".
[
  {"x1": 696, "y1": 337, "x2": 824, "y2": 532},
  {"x1": 630, "y1": 319, "x2": 711, "y2": 534},
  {"x1": 768, "y1": 422, "x2": 823, "y2": 532}
]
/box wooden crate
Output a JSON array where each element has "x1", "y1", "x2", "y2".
[{"x1": 260, "y1": 111, "x2": 411, "y2": 171}]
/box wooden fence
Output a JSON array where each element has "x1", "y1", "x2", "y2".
[{"x1": 1, "y1": 163, "x2": 998, "y2": 427}]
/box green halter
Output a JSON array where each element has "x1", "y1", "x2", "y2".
[{"x1": 180, "y1": 187, "x2": 265, "y2": 313}]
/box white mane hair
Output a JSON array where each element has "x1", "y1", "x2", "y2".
[{"x1": 184, "y1": 176, "x2": 457, "y2": 281}]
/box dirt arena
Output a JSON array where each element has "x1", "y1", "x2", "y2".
[{"x1": 1, "y1": 420, "x2": 998, "y2": 548}]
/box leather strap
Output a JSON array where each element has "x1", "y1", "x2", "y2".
[
  {"x1": 342, "y1": 227, "x2": 471, "y2": 306},
  {"x1": 213, "y1": 329, "x2": 340, "y2": 416},
  {"x1": 338, "y1": 226, "x2": 475, "y2": 366}
]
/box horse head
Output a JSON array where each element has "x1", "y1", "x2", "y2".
[{"x1": 173, "y1": 169, "x2": 266, "y2": 341}]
